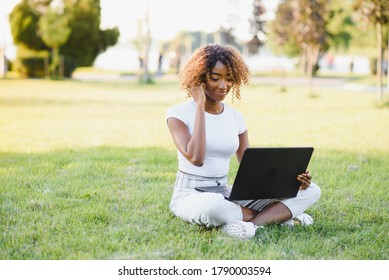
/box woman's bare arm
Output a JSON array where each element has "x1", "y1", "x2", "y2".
[
  {"x1": 236, "y1": 130, "x2": 249, "y2": 163},
  {"x1": 167, "y1": 85, "x2": 207, "y2": 166}
]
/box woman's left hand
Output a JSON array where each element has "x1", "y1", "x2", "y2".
[{"x1": 297, "y1": 171, "x2": 312, "y2": 190}]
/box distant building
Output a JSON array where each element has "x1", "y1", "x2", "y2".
[{"x1": 94, "y1": 42, "x2": 168, "y2": 73}]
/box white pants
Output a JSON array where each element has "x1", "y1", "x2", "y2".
[{"x1": 170, "y1": 171, "x2": 321, "y2": 227}]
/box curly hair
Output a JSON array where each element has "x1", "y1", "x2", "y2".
[{"x1": 179, "y1": 44, "x2": 250, "y2": 100}]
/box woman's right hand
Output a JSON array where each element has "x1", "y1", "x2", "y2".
[
  {"x1": 168, "y1": 82, "x2": 207, "y2": 167},
  {"x1": 190, "y1": 83, "x2": 206, "y2": 105}
]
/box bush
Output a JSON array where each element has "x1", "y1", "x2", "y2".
[
  {"x1": 15, "y1": 55, "x2": 78, "y2": 78},
  {"x1": 15, "y1": 57, "x2": 46, "y2": 78},
  {"x1": 6, "y1": 59, "x2": 13, "y2": 71},
  {"x1": 63, "y1": 56, "x2": 78, "y2": 78}
]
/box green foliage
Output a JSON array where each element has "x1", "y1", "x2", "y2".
[
  {"x1": 294, "y1": 0, "x2": 328, "y2": 48},
  {"x1": 353, "y1": 0, "x2": 389, "y2": 100},
  {"x1": 269, "y1": 0, "x2": 382, "y2": 56},
  {"x1": 9, "y1": 0, "x2": 48, "y2": 51},
  {"x1": 249, "y1": 0, "x2": 266, "y2": 36},
  {"x1": 38, "y1": 8, "x2": 71, "y2": 78},
  {"x1": 326, "y1": 0, "x2": 354, "y2": 51},
  {"x1": 100, "y1": 27, "x2": 120, "y2": 50},
  {"x1": 8, "y1": 0, "x2": 120, "y2": 77},
  {"x1": 61, "y1": 0, "x2": 101, "y2": 67},
  {"x1": 270, "y1": 0, "x2": 329, "y2": 51},
  {"x1": 353, "y1": 0, "x2": 389, "y2": 25},
  {"x1": 269, "y1": 0, "x2": 329, "y2": 84},
  {"x1": 14, "y1": 57, "x2": 46, "y2": 78},
  {"x1": 248, "y1": 0, "x2": 266, "y2": 54},
  {"x1": 352, "y1": 1, "x2": 389, "y2": 52},
  {"x1": 13, "y1": 46, "x2": 77, "y2": 78},
  {"x1": 268, "y1": 1, "x2": 299, "y2": 56},
  {"x1": 61, "y1": 0, "x2": 119, "y2": 67},
  {"x1": 352, "y1": 1, "x2": 389, "y2": 53},
  {"x1": 38, "y1": 9, "x2": 71, "y2": 49}
]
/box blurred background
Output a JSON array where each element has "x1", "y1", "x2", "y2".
[{"x1": 0, "y1": 0, "x2": 388, "y2": 97}]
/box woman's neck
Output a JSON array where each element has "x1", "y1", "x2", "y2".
[{"x1": 205, "y1": 101, "x2": 224, "y2": 114}]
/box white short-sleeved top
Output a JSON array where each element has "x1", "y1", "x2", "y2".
[{"x1": 166, "y1": 100, "x2": 247, "y2": 177}]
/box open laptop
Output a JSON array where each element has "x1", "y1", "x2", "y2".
[{"x1": 195, "y1": 147, "x2": 314, "y2": 200}]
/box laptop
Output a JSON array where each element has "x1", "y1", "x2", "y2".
[{"x1": 195, "y1": 147, "x2": 314, "y2": 200}]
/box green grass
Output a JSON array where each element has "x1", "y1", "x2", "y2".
[{"x1": 0, "y1": 78, "x2": 388, "y2": 259}]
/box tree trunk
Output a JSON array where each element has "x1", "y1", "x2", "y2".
[
  {"x1": 59, "y1": 55, "x2": 64, "y2": 79},
  {"x1": 306, "y1": 45, "x2": 320, "y2": 96},
  {"x1": 376, "y1": 22, "x2": 383, "y2": 100},
  {"x1": 142, "y1": 34, "x2": 151, "y2": 83},
  {"x1": 142, "y1": 0, "x2": 152, "y2": 83},
  {"x1": 50, "y1": 48, "x2": 60, "y2": 78},
  {"x1": 306, "y1": 45, "x2": 313, "y2": 96},
  {"x1": 44, "y1": 56, "x2": 50, "y2": 79},
  {"x1": 299, "y1": 49, "x2": 307, "y2": 75}
]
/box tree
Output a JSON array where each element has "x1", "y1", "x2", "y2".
[
  {"x1": 270, "y1": 0, "x2": 329, "y2": 95},
  {"x1": 9, "y1": 0, "x2": 119, "y2": 77},
  {"x1": 248, "y1": 0, "x2": 266, "y2": 55},
  {"x1": 295, "y1": 0, "x2": 328, "y2": 94},
  {"x1": 61, "y1": 0, "x2": 119, "y2": 67},
  {"x1": 38, "y1": 7, "x2": 71, "y2": 78},
  {"x1": 133, "y1": 0, "x2": 152, "y2": 83},
  {"x1": 268, "y1": 1, "x2": 299, "y2": 57},
  {"x1": 217, "y1": 27, "x2": 239, "y2": 47},
  {"x1": 9, "y1": 0, "x2": 48, "y2": 51},
  {"x1": 326, "y1": 0, "x2": 354, "y2": 52},
  {"x1": 354, "y1": 0, "x2": 389, "y2": 100}
]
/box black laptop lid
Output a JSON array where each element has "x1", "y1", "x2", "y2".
[{"x1": 229, "y1": 147, "x2": 314, "y2": 200}]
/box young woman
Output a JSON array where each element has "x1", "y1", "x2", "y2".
[{"x1": 166, "y1": 44, "x2": 321, "y2": 239}]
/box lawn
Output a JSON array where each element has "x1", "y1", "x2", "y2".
[{"x1": 0, "y1": 77, "x2": 388, "y2": 259}]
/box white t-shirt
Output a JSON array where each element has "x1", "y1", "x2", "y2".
[{"x1": 166, "y1": 100, "x2": 247, "y2": 177}]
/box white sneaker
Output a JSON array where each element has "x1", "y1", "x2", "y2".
[
  {"x1": 221, "y1": 220, "x2": 260, "y2": 240},
  {"x1": 283, "y1": 213, "x2": 314, "y2": 227},
  {"x1": 296, "y1": 213, "x2": 314, "y2": 225}
]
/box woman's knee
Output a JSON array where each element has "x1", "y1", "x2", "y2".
[
  {"x1": 199, "y1": 201, "x2": 228, "y2": 227},
  {"x1": 308, "y1": 183, "x2": 321, "y2": 203},
  {"x1": 198, "y1": 194, "x2": 241, "y2": 227}
]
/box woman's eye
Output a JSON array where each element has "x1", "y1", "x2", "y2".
[{"x1": 210, "y1": 77, "x2": 232, "y2": 82}]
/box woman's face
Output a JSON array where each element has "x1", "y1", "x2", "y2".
[{"x1": 204, "y1": 61, "x2": 233, "y2": 102}]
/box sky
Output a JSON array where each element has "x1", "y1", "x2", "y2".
[
  {"x1": 0, "y1": 0, "x2": 277, "y2": 59},
  {"x1": 99, "y1": 0, "x2": 276, "y2": 42}
]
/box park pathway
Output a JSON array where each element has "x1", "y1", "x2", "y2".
[{"x1": 72, "y1": 71, "x2": 386, "y2": 93}]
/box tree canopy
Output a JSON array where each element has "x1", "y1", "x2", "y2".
[
  {"x1": 270, "y1": 0, "x2": 328, "y2": 76},
  {"x1": 354, "y1": 0, "x2": 389, "y2": 100},
  {"x1": 9, "y1": 0, "x2": 48, "y2": 51},
  {"x1": 9, "y1": 0, "x2": 120, "y2": 77},
  {"x1": 247, "y1": 0, "x2": 266, "y2": 55}
]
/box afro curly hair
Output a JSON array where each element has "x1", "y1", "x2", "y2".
[{"x1": 179, "y1": 44, "x2": 250, "y2": 101}]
